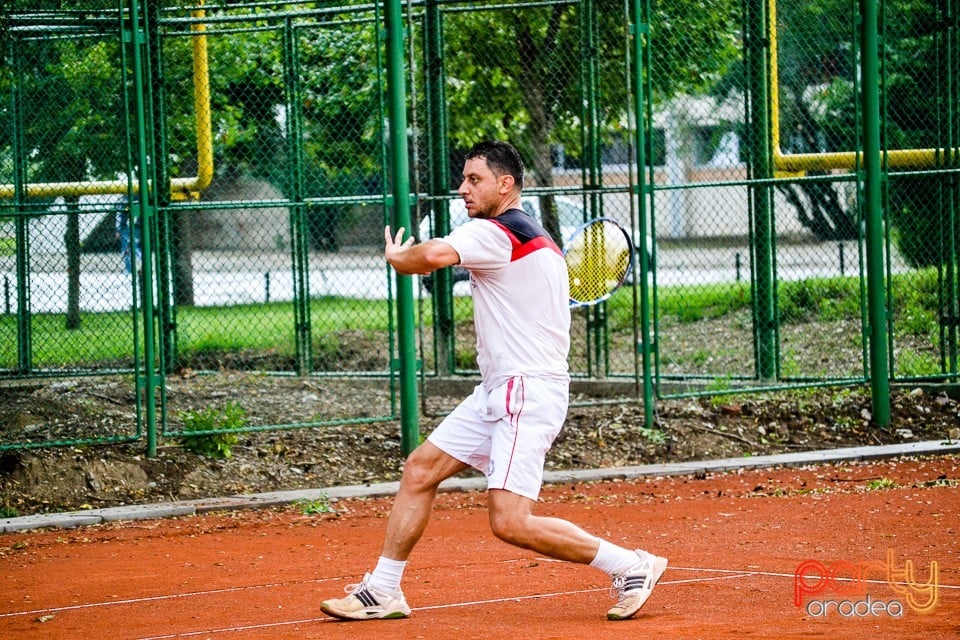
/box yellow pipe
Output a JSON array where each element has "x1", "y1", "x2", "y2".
[
  {"x1": 769, "y1": 0, "x2": 957, "y2": 174},
  {"x1": 0, "y1": 6, "x2": 213, "y2": 201},
  {"x1": 171, "y1": 8, "x2": 213, "y2": 198}
]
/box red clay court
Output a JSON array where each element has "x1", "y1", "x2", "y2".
[{"x1": 2, "y1": 454, "x2": 958, "y2": 639}]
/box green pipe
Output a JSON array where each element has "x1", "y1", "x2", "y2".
[
  {"x1": 127, "y1": 0, "x2": 158, "y2": 457},
  {"x1": 747, "y1": 0, "x2": 776, "y2": 381},
  {"x1": 629, "y1": 0, "x2": 655, "y2": 425},
  {"x1": 424, "y1": 0, "x2": 455, "y2": 374},
  {"x1": 860, "y1": 0, "x2": 891, "y2": 425},
  {"x1": 384, "y1": 0, "x2": 419, "y2": 456}
]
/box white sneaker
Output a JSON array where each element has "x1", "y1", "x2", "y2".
[
  {"x1": 606, "y1": 552, "x2": 668, "y2": 620},
  {"x1": 320, "y1": 573, "x2": 412, "y2": 620}
]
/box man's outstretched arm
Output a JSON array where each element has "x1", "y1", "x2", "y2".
[{"x1": 383, "y1": 226, "x2": 461, "y2": 276}]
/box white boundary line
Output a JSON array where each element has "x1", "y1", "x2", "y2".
[
  {"x1": 4, "y1": 563, "x2": 954, "y2": 640},
  {"x1": 0, "y1": 577, "x2": 342, "y2": 620},
  {"x1": 5, "y1": 564, "x2": 956, "y2": 622}
]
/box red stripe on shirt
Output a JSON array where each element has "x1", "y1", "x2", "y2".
[{"x1": 490, "y1": 220, "x2": 562, "y2": 261}]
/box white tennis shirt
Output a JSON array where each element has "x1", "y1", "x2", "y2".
[{"x1": 440, "y1": 208, "x2": 571, "y2": 390}]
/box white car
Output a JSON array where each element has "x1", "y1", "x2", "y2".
[
  {"x1": 418, "y1": 195, "x2": 584, "y2": 292},
  {"x1": 418, "y1": 195, "x2": 584, "y2": 244}
]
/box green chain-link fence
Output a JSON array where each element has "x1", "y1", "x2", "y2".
[{"x1": 1, "y1": 0, "x2": 958, "y2": 454}]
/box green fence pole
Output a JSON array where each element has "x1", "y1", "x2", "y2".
[
  {"x1": 424, "y1": 0, "x2": 455, "y2": 375},
  {"x1": 629, "y1": 0, "x2": 656, "y2": 425},
  {"x1": 582, "y1": 0, "x2": 610, "y2": 379},
  {"x1": 9, "y1": 34, "x2": 32, "y2": 373},
  {"x1": 127, "y1": 0, "x2": 159, "y2": 457},
  {"x1": 283, "y1": 17, "x2": 312, "y2": 376},
  {"x1": 146, "y1": 0, "x2": 175, "y2": 380},
  {"x1": 940, "y1": 0, "x2": 959, "y2": 375},
  {"x1": 385, "y1": 0, "x2": 419, "y2": 456},
  {"x1": 747, "y1": 0, "x2": 777, "y2": 381},
  {"x1": 860, "y1": 0, "x2": 891, "y2": 425}
]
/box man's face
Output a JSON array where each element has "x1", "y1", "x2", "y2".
[{"x1": 457, "y1": 156, "x2": 510, "y2": 219}]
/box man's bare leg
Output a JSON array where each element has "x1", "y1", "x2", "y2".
[
  {"x1": 486, "y1": 489, "x2": 601, "y2": 562},
  {"x1": 381, "y1": 441, "x2": 469, "y2": 560},
  {"x1": 320, "y1": 441, "x2": 468, "y2": 620},
  {"x1": 486, "y1": 489, "x2": 668, "y2": 620}
]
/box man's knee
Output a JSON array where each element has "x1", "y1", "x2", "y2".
[
  {"x1": 400, "y1": 442, "x2": 465, "y2": 492},
  {"x1": 488, "y1": 497, "x2": 534, "y2": 547},
  {"x1": 489, "y1": 511, "x2": 525, "y2": 545},
  {"x1": 398, "y1": 450, "x2": 435, "y2": 489}
]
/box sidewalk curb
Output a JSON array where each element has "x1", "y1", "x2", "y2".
[{"x1": 3, "y1": 439, "x2": 958, "y2": 533}]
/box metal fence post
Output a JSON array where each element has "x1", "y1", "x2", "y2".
[
  {"x1": 8, "y1": 31, "x2": 32, "y2": 373},
  {"x1": 629, "y1": 0, "x2": 656, "y2": 426},
  {"x1": 860, "y1": 0, "x2": 891, "y2": 426},
  {"x1": 424, "y1": 0, "x2": 455, "y2": 375},
  {"x1": 747, "y1": 0, "x2": 777, "y2": 381},
  {"x1": 385, "y1": 0, "x2": 419, "y2": 456},
  {"x1": 126, "y1": 0, "x2": 160, "y2": 457}
]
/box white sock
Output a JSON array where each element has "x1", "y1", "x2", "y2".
[
  {"x1": 367, "y1": 556, "x2": 407, "y2": 593},
  {"x1": 589, "y1": 540, "x2": 644, "y2": 577}
]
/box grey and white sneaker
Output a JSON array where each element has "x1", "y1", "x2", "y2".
[
  {"x1": 320, "y1": 573, "x2": 412, "y2": 620},
  {"x1": 607, "y1": 552, "x2": 668, "y2": 620}
]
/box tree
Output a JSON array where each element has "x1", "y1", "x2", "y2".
[
  {"x1": 5, "y1": 12, "x2": 130, "y2": 329},
  {"x1": 441, "y1": 0, "x2": 740, "y2": 243},
  {"x1": 194, "y1": 5, "x2": 384, "y2": 253},
  {"x1": 773, "y1": 0, "x2": 950, "y2": 256}
]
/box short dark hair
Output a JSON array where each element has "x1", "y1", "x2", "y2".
[{"x1": 465, "y1": 140, "x2": 524, "y2": 189}]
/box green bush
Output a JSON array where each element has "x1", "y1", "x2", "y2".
[
  {"x1": 178, "y1": 401, "x2": 248, "y2": 459},
  {"x1": 890, "y1": 175, "x2": 952, "y2": 269}
]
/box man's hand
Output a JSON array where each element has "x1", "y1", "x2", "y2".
[
  {"x1": 383, "y1": 225, "x2": 461, "y2": 276},
  {"x1": 384, "y1": 225, "x2": 415, "y2": 268}
]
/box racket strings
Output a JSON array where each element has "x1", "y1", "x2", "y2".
[{"x1": 565, "y1": 219, "x2": 632, "y2": 305}]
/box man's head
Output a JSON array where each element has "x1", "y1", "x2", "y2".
[{"x1": 459, "y1": 140, "x2": 524, "y2": 219}]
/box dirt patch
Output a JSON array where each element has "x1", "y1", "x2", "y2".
[{"x1": 1, "y1": 372, "x2": 958, "y2": 517}]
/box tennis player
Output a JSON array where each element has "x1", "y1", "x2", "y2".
[{"x1": 321, "y1": 140, "x2": 667, "y2": 621}]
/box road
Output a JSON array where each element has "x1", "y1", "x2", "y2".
[{"x1": 1, "y1": 240, "x2": 911, "y2": 314}]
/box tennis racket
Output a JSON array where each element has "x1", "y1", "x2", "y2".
[{"x1": 563, "y1": 217, "x2": 634, "y2": 307}]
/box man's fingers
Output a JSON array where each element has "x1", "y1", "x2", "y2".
[{"x1": 394, "y1": 227, "x2": 406, "y2": 245}]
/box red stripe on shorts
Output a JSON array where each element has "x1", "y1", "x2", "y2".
[{"x1": 501, "y1": 376, "x2": 525, "y2": 488}]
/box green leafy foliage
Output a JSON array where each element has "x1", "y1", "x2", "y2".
[
  {"x1": 0, "y1": 505, "x2": 20, "y2": 519},
  {"x1": 865, "y1": 478, "x2": 898, "y2": 491},
  {"x1": 178, "y1": 401, "x2": 248, "y2": 459},
  {"x1": 297, "y1": 493, "x2": 336, "y2": 515}
]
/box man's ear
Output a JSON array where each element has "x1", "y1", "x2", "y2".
[{"x1": 498, "y1": 174, "x2": 515, "y2": 194}]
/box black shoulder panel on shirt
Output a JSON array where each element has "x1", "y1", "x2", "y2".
[{"x1": 493, "y1": 208, "x2": 548, "y2": 244}]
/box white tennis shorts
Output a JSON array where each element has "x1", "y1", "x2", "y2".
[{"x1": 427, "y1": 376, "x2": 569, "y2": 501}]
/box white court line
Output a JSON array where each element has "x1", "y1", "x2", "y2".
[
  {"x1": 6, "y1": 564, "x2": 955, "y2": 640},
  {"x1": 669, "y1": 565, "x2": 960, "y2": 590},
  {"x1": 131, "y1": 571, "x2": 788, "y2": 639},
  {"x1": 0, "y1": 577, "x2": 343, "y2": 620}
]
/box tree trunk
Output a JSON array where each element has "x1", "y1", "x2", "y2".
[
  {"x1": 514, "y1": 9, "x2": 564, "y2": 244},
  {"x1": 171, "y1": 209, "x2": 195, "y2": 307},
  {"x1": 65, "y1": 201, "x2": 81, "y2": 330}
]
